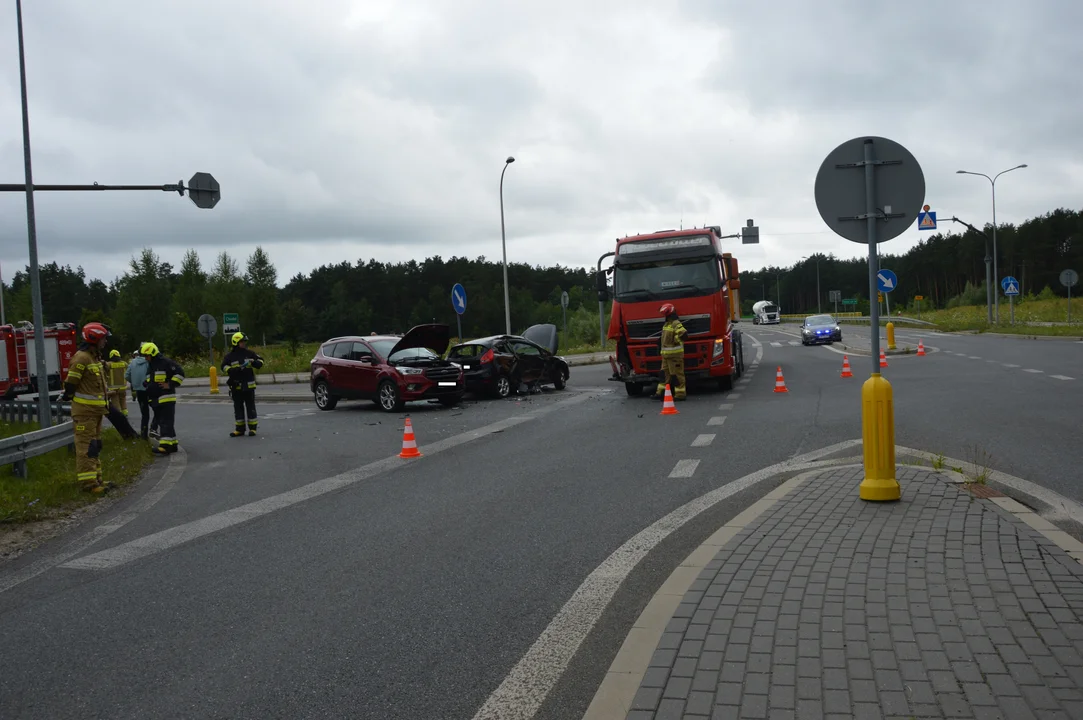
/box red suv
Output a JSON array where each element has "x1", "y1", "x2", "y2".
[{"x1": 310, "y1": 324, "x2": 465, "y2": 412}]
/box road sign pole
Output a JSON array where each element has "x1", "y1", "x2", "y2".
[
  {"x1": 456, "y1": 314, "x2": 462, "y2": 342},
  {"x1": 864, "y1": 142, "x2": 881, "y2": 376}
]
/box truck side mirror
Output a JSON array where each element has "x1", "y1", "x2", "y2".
[
  {"x1": 730, "y1": 279, "x2": 741, "y2": 290},
  {"x1": 596, "y1": 271, "x2": 609, "y2": 301}
]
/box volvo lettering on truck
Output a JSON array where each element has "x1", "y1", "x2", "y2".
[{"x1": 600, "y1": 225, "x2": 749, "y2": 397}]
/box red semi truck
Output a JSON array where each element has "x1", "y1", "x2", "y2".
[
  {"x1": 599, "y1": 222, "x2": 758, "y2": 397},
  {"x1": 0, "y1": 322, "x2": 78, "y2": 399}
]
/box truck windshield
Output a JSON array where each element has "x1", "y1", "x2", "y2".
[{"x1": 614, "y1": 257, "x2": 720, "y2": 301}]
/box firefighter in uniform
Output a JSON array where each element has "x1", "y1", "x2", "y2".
[
  {"x1": 141, "y1": 342, "x2": 185, "y2": 455},
  {"x1": 654, "y1": 303, "x2": 688, "y2": 400},
  {"x1": 221, "y1": 332, "x2": 264, "y2": 436},
  {"x1": 107, "y1": 349, "x2": 129, "y2": 416},
  {"x1": 61, "y1": 322, "x2": 111, "y2": 493}
]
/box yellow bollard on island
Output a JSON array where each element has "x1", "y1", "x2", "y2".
[
  {"x1": 859, "y1": 373, "x2": 900, "y2": 501},
  {"x1": 886, "y1": 321, "x2": 896, "y2": 351},
  {"x1": 209, "y1": 366, "x2": 220, "y2": 395}
]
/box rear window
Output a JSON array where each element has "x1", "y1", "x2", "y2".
[{"x1": 448, "y1": 343, "x2": 487, "y2": 359}]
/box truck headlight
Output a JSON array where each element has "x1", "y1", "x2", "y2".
[{"x1": 713, "y1": 338, "x2": 726, "y2": 357}]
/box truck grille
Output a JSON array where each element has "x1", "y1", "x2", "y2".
[
  {"x1": 424, "y1": 365, "x2": 460, "y2": 382},
  {"x1": 625, "y1": 313, "x2": 711, "y2": 340}
]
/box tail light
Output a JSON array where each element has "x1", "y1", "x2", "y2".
[{"x1": 480, "y1": 348, "x2": 494, "y2": 364}]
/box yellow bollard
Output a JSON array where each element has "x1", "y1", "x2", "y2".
[
  {"x1": 859, "y1": 373, "x2": 900, "y2": 501},
  {"x1": 886, "y1": 321, "x2": 896, "y2": 351},
  {"x1": 209, "y1": 366, "x2": 220, "y2": 395}
]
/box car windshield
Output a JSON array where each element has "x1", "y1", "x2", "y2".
[
  {"x1": 807, "y1": 315, "x2": 835, "y2": 325},
  {"x1": 614, "y1": 257, "x2": 720, "y2": 301}
]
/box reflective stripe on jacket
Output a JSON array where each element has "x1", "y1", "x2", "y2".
[
  {"x1": 64, "y1": 347, "x2": 109, "y2": 415},
  {"x1": 108, "y1": 360, "x2": 127, "y2": 390},
  {"x1": 221, "y1": 347, "x2": 264, "y2": 390},
  {"x1": 145, "y1": 355, "x2": 186, "y2": 401},
  {"x1": 660, "y1": 320, "x2": 687, "y2": 356}
]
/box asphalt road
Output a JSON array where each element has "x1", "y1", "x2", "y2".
[{"x1": 1, "y1": 329, "x2": 1080, "y2": 719}]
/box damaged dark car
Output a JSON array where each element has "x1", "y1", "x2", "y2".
[{"x1": 446, "y1": 324, "x2": 570, "y2": 399}]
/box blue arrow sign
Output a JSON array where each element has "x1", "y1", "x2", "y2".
[
  {"x1": 451, "y1": 283, "x2": 467, "y2": 315},
  {"x1": 1002, "y1": 276, "x2": 1020, "y2": 296},
  {"x1": 876, "y1": 269, "x2": 898, "y2": 293}
]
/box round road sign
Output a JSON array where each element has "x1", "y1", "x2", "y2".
[
  {"x1": 814, "y1": 136, "x2": 926, "y2": 245},
  {"x1": 197, "y1": 313, "x2": 218, "y2": 339},
  {"x1": 1061, "y1": 269, "x2": 1079, "y2": 288}
]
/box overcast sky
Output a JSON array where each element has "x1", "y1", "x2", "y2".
[{"x1": 1, "y1": 1, "x2": 1079, "y2": 288}]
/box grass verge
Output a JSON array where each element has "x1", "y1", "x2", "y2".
[{"x1": 0, "y1": 421, "x2": 155, "y2": 524}]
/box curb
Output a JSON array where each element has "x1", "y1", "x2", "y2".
[{"x1": 583, "y1": 456, "x2": 1083, "y2": 718}]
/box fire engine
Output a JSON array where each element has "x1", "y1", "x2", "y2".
[{"x1": 0, "y1": 322, "x2": 78, "y2": 399}]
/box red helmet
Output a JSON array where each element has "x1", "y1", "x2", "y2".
[
  {"x1": 659, "y1": 303, "x2": 677, "y2": 317},
  {"x1": 82, "y1": 322, "x2": 110, "y2": 343}
]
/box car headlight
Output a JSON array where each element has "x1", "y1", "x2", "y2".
[{"x1": 396, "y1": 366, "x2": 424, "y2": 375}]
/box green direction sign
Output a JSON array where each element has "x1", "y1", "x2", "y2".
[
  {"x1": 222, "y1": 312, "x2": 241, "y2": 340},
  {"x1": 841, "y1": 298, "x2": 858, "y2": 305}
]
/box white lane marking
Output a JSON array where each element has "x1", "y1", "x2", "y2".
[
  {"x1": 770, "y1": 342, "x2": 782, "y2": 347},
  {"x1": 969, "y1": 356, "x2": 981, "y2": 360},
  {"x1": 0, "y1": 449, "x2": 189, "y2": 594},
  {"x1": 1051, "y1": 375, "x2": 1074, "y2": 381},
  {"x1": 1023, "y1": 369, "x2": 1043, "y2": 374},
  {"x1": 471, "y1": 440, "x2": 864, "y2": 720},
  {"x1": 60, "y1": 392, "x2": 607, "y2": 572},
  {"x1": 707, "y1": 416, "x2": 727, "y2": 426},
  {"x1": 728, "y1": 393, "x2": 741, "y2": 399},
  {"x1": 690, "y1": 434, "x2": 714, "y2": 447},
  {"x1": 669, "y1": 459, "x2": 700, "y2": 478},
  {"x1": 1003, "y1": 363, "x2": 1020, "y2": 368},
  {"x1": 718, "y1": 403, "x2": 733, "y2": 410},
  {"x1": 788, "y1": 341, "x2": 800, "y2": 346}
]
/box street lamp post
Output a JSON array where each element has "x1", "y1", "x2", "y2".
[
  {"x1": 803, "y1": 255, "x2": 821, "y2": 313},
  {"x1": 499, "y1": 156, "x2": 515, "y2": 335},
  {"x1": 957, "y1": 164, "x2": 1027, "y2": 324}
]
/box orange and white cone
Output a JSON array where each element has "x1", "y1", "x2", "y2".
[
  {"x1": 917, "y1": 340, "x2": 926, "y2": 356},
  {"x1": 879, "y1": 349, "x2": 888, "y2": 368},
  {"x1": 660, "y1": 384, "x2": 679, "y2": 415},
  {"x1": 399, "y1": 417, "x2": 422, "y2": 458},
  {"x1": 773, "y1": 366, "x2": 789, "y2": 393},
  {"x1": 840, "y1": 355, "x2": 853, "y2": 378}
]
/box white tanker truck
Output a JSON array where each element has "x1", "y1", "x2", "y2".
[{"x1": 752, "y1": 300, "x2": 781, "y2": 325}]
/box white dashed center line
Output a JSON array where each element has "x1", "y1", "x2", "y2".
[
  {"x1": 708, "y1": 416, "x2": 728, "y2": 427},
  {"x1": 691, "y1": 434, "x2": 715, "y2": 447},
  {"x1": 1023, "y1": 369, "x2": 1043, "y2": 374},
  {"x1": 968, "y1": 356, "x2": 981, "y2": 360},
  {"x1": 1003, "y1": 364, "x2": 1020, "y2": 368},
  {"x1": 728, "y1": 393, "x2": 742, "y2": 399},
  {"x1": 1051, "y1": 375, "x2": 1074, "y2": 381},
  {"x1": 718, "y1": 403, "x2": 734, "y2": 411},
  {"x1": 669, "y1": 459, "x2": 700, "y2": 478}
]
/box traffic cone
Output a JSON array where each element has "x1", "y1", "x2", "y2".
[
  {"x1": 917, "y1": 340, "x2": 926, "y2": 356},
  {"x1": 879, "y1": 349, "x2": 888, "y2": 368},
  {"x1": 840, "y1": 355, "x2": 853, "y2": 378},
  {"x1": 660, "y1": 385, "x2": 679, "y2": 415},
  {"x1": 773, "y1": 366, "x2": 789, "y2": 393},
  {"x1": 399, "y1": 417, "x2": 422, "y2": 458}
]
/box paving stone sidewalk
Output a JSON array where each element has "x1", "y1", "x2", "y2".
[{"x1": 627, "y1": 466, "x2": 1083, "y2": 720}]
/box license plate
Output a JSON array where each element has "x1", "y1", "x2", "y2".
[{"x1": 438, "y1": 381, "x2": 457, "y2": 387}]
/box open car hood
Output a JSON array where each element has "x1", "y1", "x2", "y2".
[
  {"x1": 389, "y1": 323, "x2": 452, "y2": 357},
  {"x1": 522, "y1": 323, "x2": 559, "y2": 355}
]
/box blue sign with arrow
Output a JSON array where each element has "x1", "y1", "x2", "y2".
[
  {"x1": 451, "y1": 283, "x2": 467, "y2": 315},
  {"x1": 1001, "y1": 276, "x2": 1020, "y2": 296},
  {"x1": 876, "y1": 269, "x2": 897, "y2": 294}
]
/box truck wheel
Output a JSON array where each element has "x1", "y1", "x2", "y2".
[
  {"x1": 717, "y1": 375, "x2": 733, "y2": 392},
  {"x1": 625, "y1": 382, "x2": 644, "y2": 397}
]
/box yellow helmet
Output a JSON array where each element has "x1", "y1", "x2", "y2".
[
  {"x1": 231, "y1": 332, "x2": 248, "y2": 346},
  {"x1": 140, "y1": 342, "x2": 160, "y2": 357},
  {"x1": 109, "y1": 349, "x2": 121, "y2": 359}
]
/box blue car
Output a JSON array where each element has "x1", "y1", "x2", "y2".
[{"x1": 801, "y1": 314, "x2": 842, "y2": 345}]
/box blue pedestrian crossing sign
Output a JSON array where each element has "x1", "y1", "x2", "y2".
[
  {"x1": 917, "y1": 210, "x2": 937, "y2": 230},
  {"x1": 1001, "y1": 276, "x2": 1020, "y2": 296},
  {"x1": 876, "y1": 269, "x2": 897, "y2": 293},
  {"x1": 451, "y1": 283, "x2": 467, "y2": 315}
]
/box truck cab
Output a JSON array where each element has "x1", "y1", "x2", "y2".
[
  {"x1": 752, "y1": 300, "x2": 781, "y2": 325},
  {"x1": 600, "y1": 226, "x2": 748, "y2": 397}
]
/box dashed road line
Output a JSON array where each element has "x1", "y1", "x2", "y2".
[
  {"x1": 968, "y1": 356, "x2": 981, "y2": 360},
  {"x1": 690, "y1": 434, "x2": 715, "y2": 448},
  {"x1": 788, "y1": 341, "x2": 800, "y2": 346},
  {"x1": 1023, "y1": 369, "x2": 1043, "y2": 374},
  {"x1": 718, "y1": 403, "x2": 733, "y2": 411},
  {"x1": 668, "y1": 460, "x2": 700, "y2": 478},
  {"x1": 770, "y1": 342, "x2": 782, "y2": 347},
  {"x1": 1003, "y1": 363, "x2": 1020, "y2": 368},
  {"x1": 728, "y1": 393, "x2": 741, "y2": 399},
  {"x1": 1051, "y1": 375, "x2": 1074, "y2": 381},
  {"x1": 707, "y1": 416, "x2": 727, "y2": 427}
]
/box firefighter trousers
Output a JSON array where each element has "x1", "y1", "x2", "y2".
[
  {"x1": 71, "y1": 405, "x2": 104, "y2": 490},
  {"x1": 656, "y1": 354, "x2": 687, "y2": 399},
  {"x1": 232, "y1": 389, "x2": 258, "y2": 433},
  {"x1": 135, "y1": 390, "x2": 150, "y2": 438},
  {"x1": 109, "y1": 390, "x2": 128, "y2": 416},
  {"x1": 153, "y1": 399, "x2": 178, "y2": 452}
]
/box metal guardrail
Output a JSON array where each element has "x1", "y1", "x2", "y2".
[
  {"x1": 0, "y1": 398, "x2": 71, "y2": 424},
  {"x1": 0, "y1": 419, "x2": 74, "y2": 478}
]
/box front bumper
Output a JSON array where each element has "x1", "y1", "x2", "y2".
[{"x1": 398, "y1": 375, "x2": 465, "y2": 400}]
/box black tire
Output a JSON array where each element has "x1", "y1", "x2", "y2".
[
  {"x1": 377, "y1": 380, "x2": 405, "y2": 412},
  {"x1": 625, "y1": 382, "x2": 644, "y2": 397},
  {"x1": 439, "y1": 393, "x2": 463, "y2": 407},
  {"x1": 492, "y1": 374, "x2": 513, "y2": 399},
  {"x1": 553, "y1": 368, "x2": 567, "y2": 390},
  {"x1": 313, "y1": 380, "x2": 338, "y2": 411}
]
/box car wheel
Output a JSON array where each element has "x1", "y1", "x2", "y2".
[
  {"x1": 377, "y1": 380, "x2": 405, "y2": 412},
  {"x1": 625, "y1": 382, "x2": 644, "y2": 397},
  {"x1": 439, "y1": 393, "x2": 463, "y2": 407},
  {"x1": 492, "y1": 374, "x2": 513, "y2": 399},
  {"x1": 553, "y1": 370, "x2": 567, "y2": 390},
  {"x1": 314, "y1": 381, "x2": 338, "y2": 411}
]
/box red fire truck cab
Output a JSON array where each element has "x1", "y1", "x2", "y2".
[
  {"x1": 601, "y1": 225, "x2": 754, "y2": 397},
  {"x1": 0, "y1": 322, "x2": 78, "y2": 399}
]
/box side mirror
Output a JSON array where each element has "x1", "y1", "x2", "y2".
[
  {"x1": 596, "y1": 270, "x2": 609, "y2": 301},
  {"x1": 359, "y1": 354, "x2": 375, "y2": 364},
  {"x1": 730, "y1": 279, "x2": 741, "y2": 290}
]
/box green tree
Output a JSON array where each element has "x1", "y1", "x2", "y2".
[
  {"x1": 167, "y1": 311, "x2": 203, "y2": 359},
  {"x1": 206, "y1": 251, "x2": 245, "y2": 333},
  {"x1": 173, "y1": 249, "x2": 207, "y2": 323},
  {"x1": 113, "y1": 248, "x2": 173, "y2": 351},
  {"x1": 245, "y1": 246, "x2": 278, "y2": 345},
  {"x1": 279, "y1": 298, "x2": 305, "y2": 355}
]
